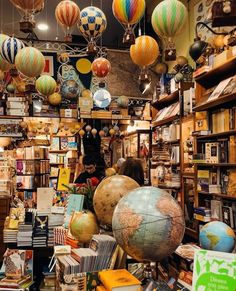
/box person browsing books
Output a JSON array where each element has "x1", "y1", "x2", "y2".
[{"x1": 74, "y1": 155, "x2": 104, "y2": 184}]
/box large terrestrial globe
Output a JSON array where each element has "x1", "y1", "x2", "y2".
[
  {"x1": 112, "y1": 186, "x2": 185, "y2": 262},
  {"x1": 93, "y1": 175, "x2": 139, "y2": 226},
  {"x1": 200, "y1": 221, "x2": 236, "y2": 253},
  {"x1": 61, "y1": 79, "x2": 80, "y2": 100}
]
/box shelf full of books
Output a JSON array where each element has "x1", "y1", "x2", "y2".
[{"x1": 192, "y1": 57, "x2": 236, "y2": 236}]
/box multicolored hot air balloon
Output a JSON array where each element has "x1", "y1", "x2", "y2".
[
  {"x1": 0, "y1": 37, "x2": 25, "y2": 64},
  {"x1": 36, "y1": 75, "x2": 57, "y2": 96},
  {"x1": 79, "y1": 6, "x2": 107, "y2": 54},
  {"x1": 15, "y1": 47, "x2": 45, "y2": 78},
  {"x1": 0, "y1": 34, "x2": 11, "y2": 72},
  {"x1": 55, "y1": 0, "x2": 80, "y2": 42},
  {"x1": 130, "y1": 35, "x2": 159, "y2": 68},
  {"x1": 151, "y1": 0, "x2": 188, "y2": 44},
  {"x1": 112, "y1": 0, "x2": 146, "y2": 44},
  {"x1": 91, "y1": 58, "x2": 111, "y2": 79}
]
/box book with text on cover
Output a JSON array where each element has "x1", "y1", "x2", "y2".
[{"x1": 57, "y1": 168, "x2": 71, "y2": 191}]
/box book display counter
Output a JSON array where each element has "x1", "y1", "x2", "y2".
[{"x1": 0, "y1": 0, "x2": 236, "y2": 290}]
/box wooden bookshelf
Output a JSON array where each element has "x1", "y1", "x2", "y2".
[
  {"x1": 152, "y1": 115, "x2": 179, "y2": 127},
  {"x1": 194, "y1": 92, "x2": 236, "y2": 112},
  {"x1": 152, "y1": 139, "x2": 180, "y2": 145},
  {"x1": 152, "y1": 90, "x2": 179, "y2": 110},
  {"x1": 195, "y1": 163, "x2": 236, "y2": 167},
  {"x1": 185, "y1": 227, "x2": 198, "y2": 240},
  {"x1": 195, "y1": 56, "x2": 236, "y2": 89},
  {"x1": 196, "y1": 130, "x2": 236, "y2": 140},
  {"x1": 198, "y1": 191, "x2": 236, "y2": 200}
]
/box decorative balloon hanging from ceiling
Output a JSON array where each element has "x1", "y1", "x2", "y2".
[
  {"x1": 130, "y1": 35, "x2": 159, "y2": 93},
  {"x1": 0, "y1": 34, "x2": 12, "y2": 72},
  {"x1": 151, "y1": 0, "x2": 188, "y2": 61},
  {"x1": 35, "y1": 75, "x2": 57, "y2": 96},
  {"x1": 10, "y1": 0, "x2": 45, "y2": 33},
  {"x1": 55, "y1": 0, "x2": 80, "y2": 42},
  {"x1": 15, "y1": 47, "x2": 45, "y2": 78},
  {"x1": 112, "y1": 0, "x2": 146, "y2": 45},
  {"x1": 91, "y1": 57, "x2": 111, "y2": 88},
  {"x1": 79, "y1": 6, "x2": 107, "y2": 55}
]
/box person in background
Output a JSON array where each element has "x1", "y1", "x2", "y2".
[
  {"x1": 74, "y1": 155, "x2": 104, "y2": 184},
  {"x1": 119, "y1": 158, "x2": 144, "y2": 186}
]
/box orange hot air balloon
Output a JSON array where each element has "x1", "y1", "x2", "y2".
[
  {"x1": 91, "y1": 58, "x2": 111, "y2": 78},
  {"x1": 55, "y1": 0, "x2": 80, "y2": 42},
  {"x1": 130, "y1": 35, "x2": 159, "y2": 68}
]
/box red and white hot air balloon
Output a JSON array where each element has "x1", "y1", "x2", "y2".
[{"x1": 55, "y1": 0, "x2": 80, "y2": 42}]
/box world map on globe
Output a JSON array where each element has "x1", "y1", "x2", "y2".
[
  {"x1": 200, "y1": 221, "x2": 236, "y2": 253},
  {"x1": 112, "y1": 187, "x2": 185, "y2": 262}
]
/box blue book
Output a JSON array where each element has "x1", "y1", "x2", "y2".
[{"x1": 63, "y1": 194, "x2": 84, "y2": 228}]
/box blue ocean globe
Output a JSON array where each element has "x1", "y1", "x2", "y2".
[{"x1": 200, "y1": 221, "x2": 236, "y2": 253}]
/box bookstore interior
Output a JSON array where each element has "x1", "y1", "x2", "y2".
[{"x1": 0, "y1": 0, "x2": 236, "y2": 290}]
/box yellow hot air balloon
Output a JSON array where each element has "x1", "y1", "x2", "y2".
[
  {"x1": 130, "y1": 35, "x2": 159, "y2": 68},
  {"x1": 15, "y1": 47, "x2": 45, "y2": 78}
]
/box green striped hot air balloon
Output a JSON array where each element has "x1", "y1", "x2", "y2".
[
  {"x1": 36, "y1": 75, "x2": 57, "y2": 96},
  {"x1": 15, "y1": 47, "x2": 45, "y2": 78},
  {"x1": 151, "y1": 0, "x2": 188, "y2": 39}
]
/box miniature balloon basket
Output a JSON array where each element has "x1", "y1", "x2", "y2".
[{"x1": 123, "y1": 26, "x2": 135, "y2": 45}]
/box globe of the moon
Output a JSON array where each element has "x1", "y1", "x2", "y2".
[
  {"x1": 112, "y1": 186, "x2": 185, "y2": 262},
  {"x1": 93, "y1": 175, "x2": 139, "y2": 226}
]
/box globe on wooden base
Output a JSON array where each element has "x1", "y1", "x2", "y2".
[
  {"x1": 93, "y1": 175, "x2": 139, "y2": 226},
  {"x1": 112, "y1": 186, "x2": 185, "y2": 262}
]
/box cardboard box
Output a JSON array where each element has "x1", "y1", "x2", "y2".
[{"x1": 213, "y1": 49, "x2": 233, "y2": 68}]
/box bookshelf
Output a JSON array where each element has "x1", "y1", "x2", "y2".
[
  {"x1": 192, "y1": 57, "x2": 236, "y2": 236},
  {"x1": 152, "y1": 89, "x2": 179, "y2": 110}
]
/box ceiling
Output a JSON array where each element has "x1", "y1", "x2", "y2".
[{"x1": 1, "y1": 0, "x2": 159, "y2": 49}]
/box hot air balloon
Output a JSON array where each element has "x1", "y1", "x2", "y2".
[
  {"x1": 36, "y1": 75, "x2": 57, "y2": 96},
  {"x1": 151, "y1": 0, "x2": 188, "y2": 50},
  {"x1": 15, "y1": 47, "x2": 45, "y2": 78},
  {"x1": 79, "y1": 6, "x2": 107, "y2": 54},
  {"x1": 0, "y1": 37, "x2": 25, "y2": 64},
  {"x1": 112, "y1": 0, "x2": 145, "y2": 44},
  {"x1": 55, "y1": 0, "x2": 80, "y2": 42},
  {"x1": 10, "y1": 0, "x2": 44, "y2": 32},
  {"x1": 91, "y1": 58, "x2": 111, "y2": 79}
]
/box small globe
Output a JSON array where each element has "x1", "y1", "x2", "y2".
[
  {"x1": 112, "y1": 186, "x2": 185, "y2": 262},
  {"x1": 93, "y1": 175, "x2": 139, "y2": 226},
  {"x1": 61, "y1": 79, "x2": 80, "y2": 100},
  {"x1": 117, "y1": 95, "x2": 129, "y2": 108},
  {"x1": 69, "y1": 210, "x2": 99, "y2": 243},
  {"x1": 200, "y1": 221, "x2": 236, "y2": 253},
  {"x1": 48, "y1": 92, "x2": 62, "y2": 106}
]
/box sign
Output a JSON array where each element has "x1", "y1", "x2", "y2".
[{"x1": 193, "y1": 250, "x2": 236, "y2": 291}]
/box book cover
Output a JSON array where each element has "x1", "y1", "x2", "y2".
[
  {"x1": 222, "y1": 205, "x2": 234, "y2": 228},
  {"x1": 50, "y1": 137, "x2": 60, "y2": 151},
  {"x1": 4, "y1": 249, "x2": 26, "y2": 279},
  {"x1": 63, "y1": 194, "x2": 84, "y2": 228},
  {"x1": 37, "y1": 187, "x2": 54, "y2": 212},
  {"x1": 99, "y1": 269, "x2": 141, "y2": 291},
  {"x1": 60, "y1": 137, "x2": 68, "y2": 150},
  {"x1": 195, "y1": 111, "x2": 208, "y2": 131},
  {"x1": 207, "y1": 77, "x2": 232, "y2": 102},
  {"x1": 57, "y1": 168, "x2": 71, "y2": 191},
  {"x1": 192, "y1": 250, "x2": 236, "y2": 291}
]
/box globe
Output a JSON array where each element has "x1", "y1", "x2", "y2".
[
  {"x1": 112, "y1": 186, "x2": 185, "y2": 262},
  {"x1": 69, "y1": 210, "x2": 99, "y2": 243},
  {"x1": 61, "y1": 79, "x2": 80, "y2": 100},
  {"x1": 93, "y1": 175, "x2": 139, "y2": 226},
  {"x1": 200, "y1": 221, "x2": 236, "y2": 253}
]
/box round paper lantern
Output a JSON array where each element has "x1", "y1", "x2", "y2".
[
  {"x1": 55, "y1": 0, "x2": 80, "y2": 39},
  {"x1": 79, "y1": 6, "x2": 107, "y2": 42},
  {"x1": 112, "y1": 0, "x2": 145, "y2": 43},
  {"x1": 15, "y1": 47, "x2": 45, "y2": 78},
  {"x1": 48, "y1": 92, "x2": 62, "y2": 106},
  {"x1": 0, "y1": 37, "x2": 25, "y2": 64},
  {"x1": 91, "y1": 58, "x2": 111, "y2": 78},
  {"x1": 151, "y1": 0, "x2": 188, "y2": 38},
  {"x1": 79, "y1": 129, "x2": 85, "y2": 137},
  {"x1": 130, "y1": 35, "x2": 159, "y2": 68},
  {"x1": 36, "y1": 75, "x2": 57, "y2": 96},
  {"x1": 93, "y1": 89, "x2": 111, "y2": 108}
]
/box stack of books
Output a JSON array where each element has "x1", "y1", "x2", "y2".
[
  {"x1": 194, "y1": 207, "x2": 211, "y2": 222},
  {"x1": 48, "y1": 214, "x2": 64, "y2": 247},
  {"x1": 3, "y1": 229, "x2": 18, "y2": 243},
  {"x1": 32, "y1": 215, "x2": 48, "y2": 247},
  {"x1": 6, "y1": 96, "x2": 29, "y2": 116},
  {"x1": 153, "y1": 102, "x2": 180, "y2": 124},
  {"x1": 17, "y1": 223, "x2": 33, "y2": 247}
]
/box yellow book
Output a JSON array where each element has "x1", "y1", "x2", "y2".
[
  {"x1": 99, "y1": 269, "x2": 141, "y2": 291},
  {"x1": 97, "y1": 286, "x2": 107, "y2": 291},
  {"x1": 57, "y1": 168, "x2": 71, "y2": 191}
]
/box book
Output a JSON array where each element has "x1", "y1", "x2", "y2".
[
  {"x1": 195, "y1": 111, "x2": 209, "y2": 131},
  {"x1": 207, "y1": 77, "x2": 232, "y2": 102},
  {"x1": 194, "y1": 213, "x2": 211, "y2": 222},
  {"x1": 63, "y1": 194, "x2": 84, "y2": 228},
  {"x1": 50, "y1": 137, "x2": 60, "y2": 151},
  {"x1": 37, "y1": 187, "x2": 54, "y2": 212},
  {"x1": 197, "y1": 170, "x2": 210, "y2": 192},
  {"x1": 222, "y1": 205, "x2": 234, "y2": 228},
  {"x1": 211, "y1": 199, "x2": 222, "y2": 221},
  {"x1": 99, "y1": 269, "x2": 141, "y2": 291},
  {"x1": 57, "y1": 168, "x2": 71, "y2": 191},
  {"x1": 193, "y1": 65, "x2": 210, "y2": 78},
  {"x1": 205, "y1": 142, "x2": 219, "y2": 163}
]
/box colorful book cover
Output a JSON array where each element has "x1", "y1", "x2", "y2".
[
  {"x1": 192, "y1": 250, "x2": 236, "y2": 291},
  {"x1": 57, "y1": 168, "x2": 71, "y2": 191},
  {"x1": 60, "y1": 137, "x2": 68, "y2": 150},
  {"x1": 50, "y1": 137, "x2": 60, "y2": 151}
]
